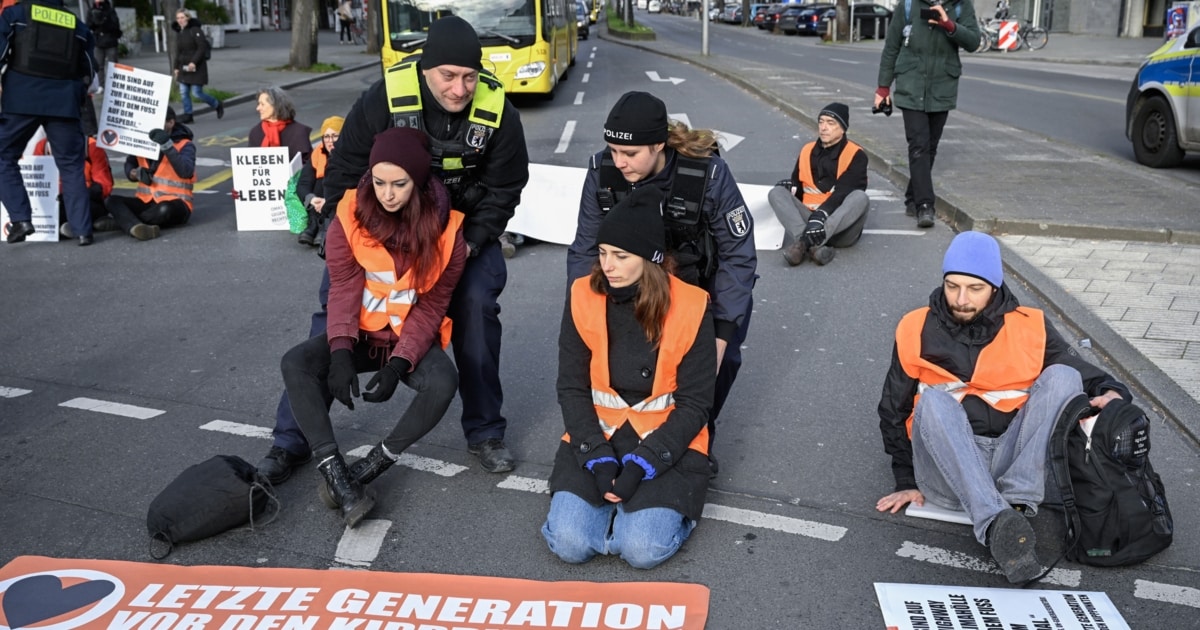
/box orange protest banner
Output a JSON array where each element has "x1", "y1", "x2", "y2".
[{"x1": 0, "y1": 555, "x2": 709, "y2": 630}]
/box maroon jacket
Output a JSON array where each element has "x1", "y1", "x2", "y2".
[{"x1": 324, "y1": 177, "x2": 465, "y2": 371}]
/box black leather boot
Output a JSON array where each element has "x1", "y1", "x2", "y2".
[
  {"x1": 315, "y1": 452, "x2": 375, "y2": 528},
  {"x1": 298, "y1": 209, "x2": 319, "y2": 246},
  {"x1": 313, "y1": 211, "x2": 328, "y2": 248},
  {"x1": 320, "y1": 444, "x2": 396, "y2": 509}
]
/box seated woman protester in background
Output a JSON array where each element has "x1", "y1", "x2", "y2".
[
  {"x1": 33, "y1": 131, "x2": 115, "y2": 239},
  {"x1": 294, "y1": 115, "x2": 343, "y2": 247},
  {"x1": 280, "y1": 127, "x2": 466, "y2": 529},
  {"x1": 104, "y1": 107, "x2": 195, "y2": 241},
  {"x1": 249, "y1": 87, "x2": 312, "y2": 164},
  {"x1": 543, "y1": 185, "x2": 716, "y2": 569}
]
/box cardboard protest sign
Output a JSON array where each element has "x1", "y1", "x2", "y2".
[
  {"x1": 875, "y1": 582, "x2": 1130, "y2": 630},
  {"x1": 97, "y1": 63, "x2": 172, "y2": 159},
  {"x1": 0, "y1": 555, "x2": 711, "y2": 629},
  {"x1": 1, "y1": 156, "x2": 60, "y2": 243},
  {"x1": 231, "y1": 147, "x2": 301, "y2": 231}
]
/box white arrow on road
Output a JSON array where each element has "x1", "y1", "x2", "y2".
[
  {"x1": 646, "y1": 71, "x2": 684, "y2": 85},
  {"x1": 670, "y1": 113, "x2": 744, "y2": 152}
]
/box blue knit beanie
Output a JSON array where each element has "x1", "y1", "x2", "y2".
[{"x1": 942, "y1": 231, "x2": 1003, "y2": 287}]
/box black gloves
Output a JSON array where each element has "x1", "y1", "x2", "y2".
[
  {"x1": 775, "y1": 178, "x2": 796, "y2": 189},
  {"x1": 804, "y1": 209, "x2": 828, "y2": 246},
  {"x1": 466, "y1": 241, "x2": 480, "y2": 258},
  {"x1": 136, "y1": 167, "x2": 154, "y2": 185},
  {"x1": 590, "y1": 460, "x2": 619, "y2": 498},
  {"x1": 327, "y1": 349, "x2": 359, "y2": 410},
  {"x1": 148, "y1": 128, "x2": 171, "y2": 148},
  {"x1": 609, "y1": 465, "x2": 646, "y2": 502},
  {"x1": 363, "y1": 357, "x2": 411, "y2": 403}
]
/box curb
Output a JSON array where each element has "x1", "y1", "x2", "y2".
[{"x1": 192, "y1": 57, "x2": 380, "y2": 117}]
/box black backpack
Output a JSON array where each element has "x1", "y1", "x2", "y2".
[{"x1": 1048, "y1": 395, "x2": 1173, "y2": 567}]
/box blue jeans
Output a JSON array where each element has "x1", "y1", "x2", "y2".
[
  {"x1": 912, "y1": 364, "x2": 1083, "y2": 544},
  {"x1": 178, "y1": 83, "x2": 218, "y2": 115},
  {"x1": 541, "y1": 491, "x2": 696, "y2": 569}
]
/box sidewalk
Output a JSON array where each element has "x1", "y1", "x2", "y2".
[{"x1": 604, "y1": 24, "x2": 1200, "y2": 440}]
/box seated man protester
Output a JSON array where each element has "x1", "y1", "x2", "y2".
[
  {"x1": 768, "y1": 102, "x2": 868, "y2": 267},
  {"x1": 875, "y1": 231, "x2": 1131, "y2": 584},
  {"x1": 104, "y1": 107, "x2": 196, "y2": 241}
]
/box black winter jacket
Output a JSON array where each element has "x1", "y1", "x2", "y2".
[
  {"x1": 87, "y1": 1, "x2": 121, "y2": 49},
  {"x1": 249, "y1": 120, "x2": 314, "y2": 164},
  {"x1": 172, "y1": 18, "x2": 209, "y2": 86},
  {"x1": 877, "y1": 284, "x2": 1131, "y2": 492},
  {"x1": 122, "y1": 121, "x2": 196, "y2": 182},
  {"x1": 550, "y1": 281, "x2": 716, "y2": 520},
  {"x1": 323, "y1": 74, "x2": 529, "y2": 250},
  {"x1": 788, "y1": 135, "x2": 869, "y2": 215}
]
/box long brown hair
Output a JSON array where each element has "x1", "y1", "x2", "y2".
[
  {"x1": 353, "y1": 173, "x2": 444, "y2": 291},
  {"x1": 589, "y1": 257, "x2": 675, "y2": 348},
  {"x1": 667, "y1": 120, "x2": 719, "y2": 159}
]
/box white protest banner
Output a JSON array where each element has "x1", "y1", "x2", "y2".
[
  {"x1": 1, "y1": 156, "x2": 60, "y2": 243},
  {"x1": 875, "y1": 582, "x2": 1130, "y2": 630},
  {"x1": 231, "y1": 147, "x2": 298, "y2": 231},
  {"x1": 97, "y1": 62, "x2": 172, "y2": 159}
]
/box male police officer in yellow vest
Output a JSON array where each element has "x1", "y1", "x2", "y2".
[
  {"x1": 0, "y1": 0, "x2": 96, "y2": 245},
  {"x1": 876, "y1": 232, "x2": 1131, "y2": 583},
  {"x1": 768, "y1": 103, "x2": 869, "y2": 267}
]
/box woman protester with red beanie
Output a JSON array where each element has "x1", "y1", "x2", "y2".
[
  {"x1": 248, "y1": 87, "x2": 313, "y2": 164},
  {"x1": 544, "y1": 185, "x2": 717, "y2": 569},
  {"x1": 280, "y1": 127, "x2": 466, "y2": 529}
]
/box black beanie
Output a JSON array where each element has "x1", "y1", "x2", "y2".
[
  {"x1": 420, "y1": 16, "x2": 482, "y2": 71},
  {"x1": 595, "y1": 186, "x2": 666, "y2": 264},
  {"x1": 604, "y1": 91, "x2": 668, "y2": 146},
  {"x1": 818, "y1": 102, "x2": 849, "y2": 131}
]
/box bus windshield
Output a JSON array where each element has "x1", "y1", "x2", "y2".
[{"x1": 386, "y1": 0, "x2": 539, "y2": 52}]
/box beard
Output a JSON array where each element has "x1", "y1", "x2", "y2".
[{"x1": 949, "y1": 306, "x2": 979, "y2": 323}]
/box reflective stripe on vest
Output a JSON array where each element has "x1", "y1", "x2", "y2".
[
  {"x1": 563, "y1": 274, "x2": 712, "y2": 455},
  {"x1": 136, "y1": 139, "x2": 196, "y2": 210},
  {"x1": 797, "y1": 140, "x2": 861, "y2": 210},
  {"x1": 335, "y1": 195, "x2": 464, "y2": 347},
  {"x1": 895, "y1": 305, "x2": 1046, "y2": 438}
]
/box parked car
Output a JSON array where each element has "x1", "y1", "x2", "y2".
[
  {"x1": 749, "y1": 3, "x2": 772, "y2": 27},
  {"x1": 1126, "y1": 25, "x2": 1200, "y2": 168},
  {"x1": 648, "y1": 0, "x2": 662, "y2": 13},
  {"x1": 709, "y1": 6, "x2": 723, "y2": 20},
  {"x1": 761, "y1": 2, "x2": 795, "y2": 31},
  {"x1": 576, "y1": 2, "x2": 590, "y2": 39},
  {"x1": 819, "y1": 3, "x2": 893, "y2": 39},
  {"x1": 722, "y1": 5, "x2": 743, "y2": 23},
  {"x1": 778, "y1": 3, "x2": 832, "y2": 35}
]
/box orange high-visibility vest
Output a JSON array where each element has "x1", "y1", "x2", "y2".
[
  {"x1": 136, "y1": 139, "x2": 196, "y2": 210},
  {"x1": 564, "y1": 274, "x2": 711, "y2": 455},
  {"x1": 798, "y1": 139, "x2": 862, "y2": 210},
  {"x1": 33, "y1": 136, "x2": 112, "y2": 195},
  {"x1": 336, "y1": 197, "x2": 463, "y2": 346},
  {"x1": 895, "y1": 306, "x2": 1046, "y2": 438},
  {"x1": 311, "y1": 146, "x2": 328, "y2": 179}
]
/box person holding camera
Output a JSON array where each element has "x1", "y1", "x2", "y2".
[
  {"x1": 874, "y1": 0, "x2": 979, "y2": 229},
  {"x1": 104, "y1": 107, "x2": 195, "y2": 241}
]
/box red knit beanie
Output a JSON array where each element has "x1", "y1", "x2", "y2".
[{"x1": 368, "y1": 127, "x2": 432, "y2": 189}]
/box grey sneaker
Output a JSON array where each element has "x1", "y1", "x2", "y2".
[
  {"x1": 782, "y1": 239, "x2": 808, "y2": 266},
  {"x1": 130, "y1": 223, "x2": 160, "y2": 241},
  {"x1": 810, "y1": 245, "x2": 836, "y2": 266},
  {"x1": 987, "y1": 509, "x2": 1041, "y2": 584}
]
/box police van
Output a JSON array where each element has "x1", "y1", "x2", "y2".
[{"x1": 1125, "y1": 25, "x2": 1200, "y2": 168}]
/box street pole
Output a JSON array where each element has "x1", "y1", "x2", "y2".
[{"x1": 702, "y1": 0, "x2": 710, "y2": 55}]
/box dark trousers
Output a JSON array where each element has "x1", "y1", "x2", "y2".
[
  {"x1": 0, "y1": 114, "x2": 90, "y2": 236},
  {"x1": 709, "y1": 296, "x2": 753, "y2": 446},
  {"x1": 447, "y1": 241, "x2": 508, "y2": 445},
  {"x1": 339, "y1": 18, "x2": 353, "y2": 41},
  {"x1": 272, "y1": 268, "x2": 330, "y2": 456},
  {"x1": 105, "y1": 195, "x2": 190, "y2": 233},
  {"x1": 281, "y1": 334, "x2": 459, "y2": 459},
  {"x1": 900, "y1": 108, "x2": 949, "y2": 209},
  {"x1": 58, "y1": 187, "x2": 109, "y2": 225},
  {"x1": 94, "y1": 46, "x2": 119, "y2": 87}
]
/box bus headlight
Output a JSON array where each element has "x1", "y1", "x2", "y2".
[{"x1": 515, "y1": 61, "x2": 547, "y2": 79}]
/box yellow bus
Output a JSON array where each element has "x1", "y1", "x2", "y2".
[{"x1": 379, "y1": 0, "x2": 577, "y2": 97}]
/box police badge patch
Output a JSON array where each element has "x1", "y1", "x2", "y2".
[
  {"x1": 725, "y1": 206, "x2": 750, "y2": 238},
  {"x1": 466, "y1": 124, "x2": 489, "y2": 149}
]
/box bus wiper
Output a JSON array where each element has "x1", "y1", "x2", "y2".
[
  {"x1": 397, "y1": 37, "x2": 426, "y2": 51},
  {"x1": 478, "y1": 28, "x2": 519, "y2": 44}
]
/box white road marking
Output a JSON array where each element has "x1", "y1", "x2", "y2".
[
  {"x1": 963, "y1": 74, "x2": 1125, "y2": 104},
  {"x1": 345, "y1": 445, "x2": 469, "y2": 477},
  {"x1": 587, "y1": 61, "x2": 593, "y2": 68},
  {"x1": 582, "y1": 72, "x2": 590, "y2": 83},
  {"x1": 702, "y1": 504, "x2": 847, "y2": 541},
  {"x1": 1134, "y1": 580, "x2": 1200, "y2": 609},
  {"x1": 200, "y1": 420, "x2": 273, "y2": 439},
  {"x1": 714, "y1": 130, "x2": 745, "y2": 152},
  {"x1": 574, "y1": 91, "x2": 585, "y2": 105},
  {"x1": 896, "y1": 541, "x2": 1081, "y2": 587},
  {"x1": 194, "y1": 157, "x2": 226, "y2": 167},
  {"x1": 646, "y1": 70, "x2": 685, "y2": 85},
  {"x1": 829, "y1": 58, "x2": 860, "y2": 64},
  {"x1": 334, "y1": 519, "x2": 392, "y2": 567},
  {"x1": 497, "y1": 476, "x2": 550, "y2": 494},
  {"x1": 60, "y1": 397, "x2": 164, "y2": 419},
  {"x1": 555, "y1": 120, "x2": 576, "y2": 154},
  {"x1": 0, "y1": 387, "x2": 32, "y2": 398},
  {"x1": 863, "y1": 229, "x2": 927, "y2": 236}
]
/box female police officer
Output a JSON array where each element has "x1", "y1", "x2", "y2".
[{"x1": 567, "y1": 92, "x2": 756, "y2": 468}]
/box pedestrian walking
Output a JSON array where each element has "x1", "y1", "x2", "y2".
[
  {"x1": 86, "y1": 0, "x2": 121, "y2": 88},
  {"x1": 172, "y1": 9, "x2": 224, "y2": 124},
  {"x1": 874, "y1": 0, "x2": 979, "y2": 228},
  {"x1": 0, "y1": 0, "x2": 97, "y2": 246},
  {"x1": 336, "y1": 0, "x2": 354, "y2": 44}
]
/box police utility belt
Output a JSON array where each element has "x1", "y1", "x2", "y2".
[
  {"x1": 9, "y1": 4, "x2": 84, "y2": 80},
  {"x1": 596, "y1": 151, "x2": 718, "y2": 279}
]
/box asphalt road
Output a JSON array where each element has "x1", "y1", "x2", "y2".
[{"x1": 1, "y1": 36, "x2": 1198, "y2": 628}]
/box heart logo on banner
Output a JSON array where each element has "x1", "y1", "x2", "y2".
[
  {"x1": 2, "y1": 574, "x2": 116, "y2": 628},
  {"x1": 100, "y1": 129, "x2": 119, "y2": 146}
]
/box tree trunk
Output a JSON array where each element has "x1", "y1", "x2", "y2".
[
  {"x1": 835, "y1": 0, "x2": 851, "y2": 41},
  {"x1": 625, "y1": 0, "x2": 634, "y2": 27},
  {"x1": 366, "y1": 0, "x2": 381, "y2": 55},
  {"x1": 164, "y1": 0, "x2": 180, "y2": 74},
  {"x1": 289, "y1": 0, "x2": 319, "y2": 69}
]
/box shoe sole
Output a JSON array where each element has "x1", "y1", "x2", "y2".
[
  {"x1": 989, "y1": 510, "x2": 1041, "y2": 583},
  {"x1": 343, "y1": 488, "x2": 376, "y2": 528},
  {"x1": 131, "y1": 224, "x2": 161, "y2": 241}
]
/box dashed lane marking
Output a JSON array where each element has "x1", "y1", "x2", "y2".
[
  {"x1": 555, "y1": 120, "x2": 576, "y2": 154},
  {"x1": 582, "y1": 72, "x2": 590, "y2": 82},
  {"x1": 347, "y1": 444, "x2": 469, "y2": 477},
  {"x1": 497, "y1": 476, "x2": 550, "y2": 494},
  {"x1": 896, "y1": 541, "x2": 1081, "y2": 587},
  {"x1": 574, "y1": 91, "x2": 585, "y2": 105},
  {"x1": 334, "y1": 519, "x2": 393, "y2": 567},
  {"x1": 702, "y1": 504, "x2": 847, "y2": 542},
  {"x1": 829, "y1": 58, "x2": 861, "y2": 64},
  {"x1": 1134, "y1": 580, "x2": 1200, "y2": 609},
  {"x1": 200, "y1": 419, "x2": 273, "y2": 439},
  {"x1": 60, "y1": 397, "x2": 164, "y2": 419},
  {"x1": 0, "y1": 387, "x2": 32, "y2": 398}
]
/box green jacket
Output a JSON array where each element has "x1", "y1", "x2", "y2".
[{"x1": 877, "y1": 0, "x2": 981, "y2": 113}]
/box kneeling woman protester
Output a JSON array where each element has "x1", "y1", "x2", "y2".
[
  {"x1": 281, "y1": 127, "x2": 466, "y2": 528},
  {"x1": 543, "y1": 186, "x2": 716, "y2": 569}
]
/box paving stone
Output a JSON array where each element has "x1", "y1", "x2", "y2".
[
  {"x1": 1092, "y1": 305, "x2": 1128, "y2": 321},
  {"x1": 1129, "y1": 338, "x2": 1188, "y2": 360},
  {"x1": 1103, "y1": 260, "x2": 1167, "y2": 272},
  {"x1": 1088, "y1": 249, "x2": 1150, "y2": 262},
  {"x1": 1146, "y1": 322, "x2": 1200, "y2": 342},
  {"x1": 1045, "y1": 256, "x2": 1094, "y2": 268},
  {"x1": 1067, "y1": 267, "x2": 1131, "y2": 281},
  {"x1": 1072, "y1": 292, "x2": 1107, "y2": 307},
  {"x1": 1058, "y1": 278, "x2": 1093, "y2": 293},
  {"x1": 1184, "y1": 343, "x2": 1200, "y2": 361},
  {"x1": 1102, "y1": 294, "x2": 1175, "y2": 309},
  {"x1": 1145, "y1": 250, "x2": 1200, "y2": 264},
  {"x1": 1110, "y1": 320, "x2": 1151, "y2": 337},
  {"x1": 1149, "y1": 284, "x2": 1200, "y2": 298},
  {"x1": 1171, "y1": 296, "x2": 1200, "y2": 311},
  {"x1": 1128, "y1": 272, "x2": 1195, "y2": 285},
  {"x1": 1124, "y1": 307, "x2": 1198, "y2": 325},
  {"x1": 1087, "y1": 280, "x2": 1153, "y2": 295}
]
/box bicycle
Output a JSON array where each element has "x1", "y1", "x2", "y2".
[
  {"x1": 348, "y1": 17, "x2": 366, "y2": 46},
  {"x1": 977, "y1": 17, "x2": 1048, "y2": 52},
  {"x1": 1018, "y1": 21, "x2": 1048, "y2": 50}
]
